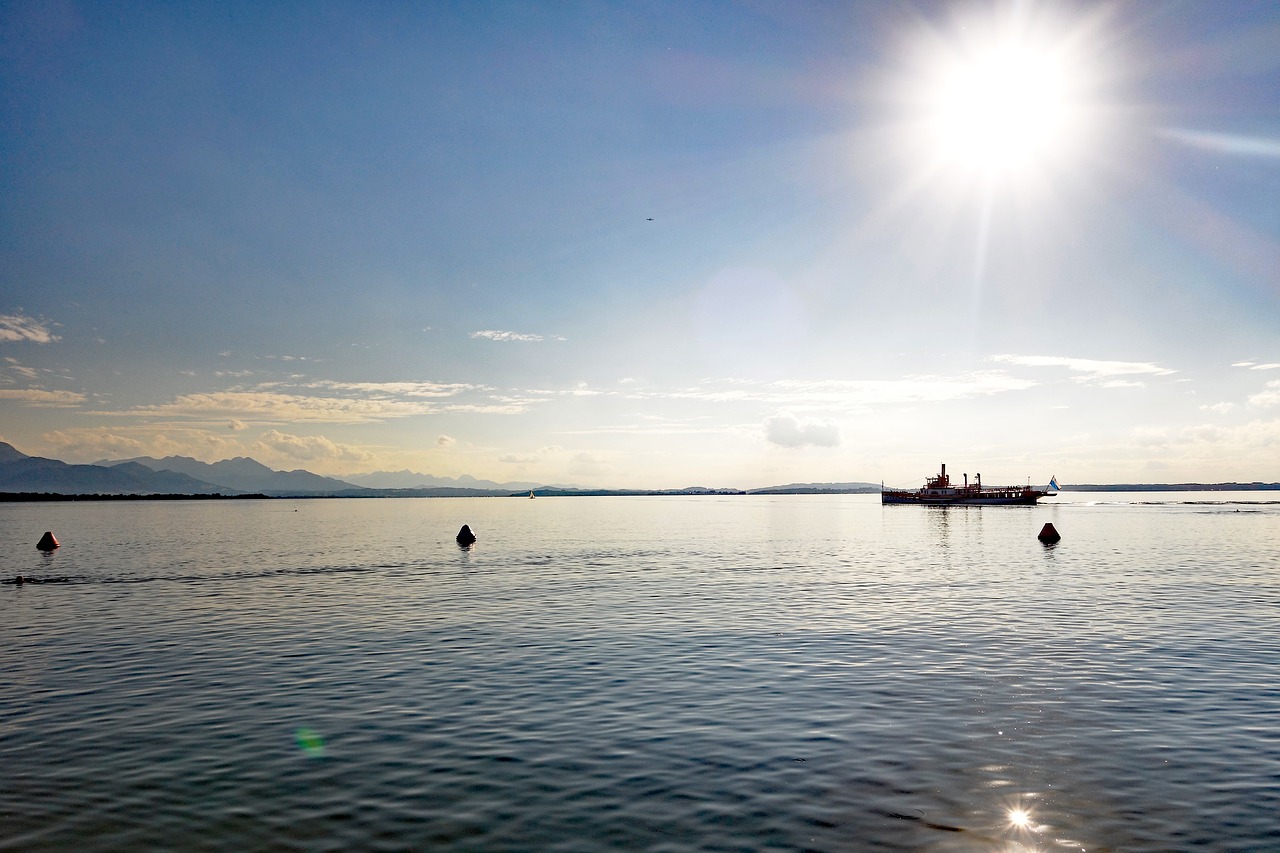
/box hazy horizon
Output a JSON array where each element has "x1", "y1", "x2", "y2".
[{"x1": 3, "y1": 2, "x2": 1278, "y2": 489}]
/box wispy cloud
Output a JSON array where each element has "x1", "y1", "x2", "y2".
[
  {"x1": 471, "y1": 330, "x2": 563, "y2": 343},
  {"x1": 990, "y1": 354, "x2": 1176, "y2": 383},
  {"x1": 0, "y1": 389, "x2": 85, "y2": 406},
  {"x1": 626, "y1": 372, "x2": 1035, "y2": 408},
  {"x1": 499, "y1": 445, "x2": 564, "y2": 464},
  {"x1": 116, "y1": 391, "x2": 507, "y2": 424},
  {"x1": 1159, "y1": 128, "x2": 1280, "y2": 159},
  {"x1": 0, "y1": 314, "x2": 59, "y2": 344},
  {"x1": 115, "y1": 391, "x2": 431, "y2": 424},
  {"x1": 293, "y1": 380, "x2": 489, "y2": 398}
]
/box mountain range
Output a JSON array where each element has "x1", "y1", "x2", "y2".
[
  {"x1": 0, "y1": 441, "x2": 886, "y2": 497},
  {"x1": 0, "y1": 442, "x2": 567, "y2": 496},
  {"x1": 340, "y1": 470, "x2": 547, "y2": 491},
  {"x1": 99, "y1": 454, "x2": 359, "y2": 494}
]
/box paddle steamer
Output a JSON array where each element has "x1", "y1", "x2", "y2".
[{"x1": 881, "y1": 464, "x2": 1056, "y2": 505}]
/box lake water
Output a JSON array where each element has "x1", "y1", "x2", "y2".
[{"x1": 2, "y1": 493, "x2": 1278, "y2": 851}]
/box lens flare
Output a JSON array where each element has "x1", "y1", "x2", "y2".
[{"x1": 296, "y1": 727, "x2": 326, "y2": 757}]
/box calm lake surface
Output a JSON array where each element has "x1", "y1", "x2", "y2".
[{"x1": 2, "y1": 493, "x2": 1278, "y2": 851}]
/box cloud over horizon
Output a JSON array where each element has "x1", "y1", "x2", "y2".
[
  {"x1": 764, "y1": 413, "x2": 841, "y2": 448},
  {"x1": 254, "y1": 429, "x2": 373, "y2": 463}
]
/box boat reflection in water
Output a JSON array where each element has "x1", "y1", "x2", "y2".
[{"x1": 881, "y1": 464, "x2": 1057, "y2": 506}]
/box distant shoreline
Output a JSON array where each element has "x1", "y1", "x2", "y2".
[
  {"x1": 0, "y1": 492, "x2": 272, "y2": 502},
  {"x1": 1059, "y1": 483, "x2": 1280, "y2": 492},
  {"x1": 2, "y1": 483, "x2": 1278, "y2": 501}
]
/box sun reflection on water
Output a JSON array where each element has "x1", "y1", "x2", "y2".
[{"x1": 1008, "y1": 807, "x2": 1032, "y2": 828}]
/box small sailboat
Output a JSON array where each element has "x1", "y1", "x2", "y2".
[{"x1": 529, "y1": 490, "x2": 536, "y2": 499}]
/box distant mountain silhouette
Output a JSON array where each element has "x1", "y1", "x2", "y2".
[
  {"x1": 0, "y1": 441, "x2": 28, "y2": 464},
  {"x1": 748, "y1": 481, "x2": 881, "y2": 494},
  {"x1": 102, "y1": 455, "x2": 358, "y2": 495},
  {"x1": 342, "y1": 469, "x2": 545, "y2": 491},
  {"x1": 0, "y1": 443, "x2": 230, "y2": 494}
]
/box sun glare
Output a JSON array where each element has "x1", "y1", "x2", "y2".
[
  {"x1": 894, "y1": 6, "x2": 1107, "y2": 190},
  {"x1": 930, "y1": 44, "x2": 1070, "y2": 174}
]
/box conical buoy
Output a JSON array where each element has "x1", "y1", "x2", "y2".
[
  {"x1": 1037, "y1": 523, "x2": 1060, "y2": 544},
  {"x1": 456, "y1": 524, "x2": 477, "y2": 546},
  {"x1": 36, "y1": 531, "x2": 60, "y2": 551}
]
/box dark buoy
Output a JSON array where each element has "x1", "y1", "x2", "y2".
[
  {"x1": 36, "y1": 531, "x2": 60, "y2": 551},
  {"x1": 456, "y1": 524, "x2": 477, "y2": 546},
  {"x1": 1037, "y1": 523, "x2": 1061, "y2": 544}
]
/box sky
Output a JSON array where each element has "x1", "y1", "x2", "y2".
[{"x1": 2, "y1": 0, "x2": 1279, "y2": 489}]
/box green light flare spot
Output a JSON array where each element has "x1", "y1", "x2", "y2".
[{"x1": 295, "y1": 727, "x2": 326, "y2": 757}]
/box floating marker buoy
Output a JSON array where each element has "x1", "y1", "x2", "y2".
[
  {"x1": 456, "y1": 524, "x2": 477, "y2": 546},
  {"x1": 1037, "y1": 523, "x2": 1060, "y2": 543},
  {"x1": 36, "y1": 531, "x2": 60, "y2": 551}
]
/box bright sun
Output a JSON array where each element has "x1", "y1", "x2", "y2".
[
  {"x1": 896, "y1": 7, "x2": 1105, "y2": 188},
  {"x1": 929, "y1": 44, "x2": 1070, "y2": 174}
]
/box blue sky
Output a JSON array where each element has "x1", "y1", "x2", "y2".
[{"x1": 2, "y1": 0, "x2": 1278, "y2": 488}]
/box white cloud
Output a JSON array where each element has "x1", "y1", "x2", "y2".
[
  {"x1": 764, "y1": 413, "x2": 841, "y2": 448},
  {"x1": 253, "y1": 430, "x2": 373, "y2": 463},
  {"x1": 42, "y1": 430, "x2": 150, "y2": 459},
  {"x1": 1252, "y1": 363, "x2": 1280, "y2": 371},
  {"x1": 0, "y1": 314, "x2": 59, "y2": 344},
  {"x1": 0, "y1": 389, "x2": 85, "y2": 406},
  {"x1": 568, "y1": 451, "x2": 610, "y2": 476},
  {"x1": 1200, "y1": 402, "x2": 1236, "y2": 415},
  {"x1": 1120, "y1": 418, "x2": 1280, "y2": 478},
  {"x1": 471, "y1": 330, "x2": 546, "y2": 343},
  {"x1": 1249, "y1": 381, "x2": 1280, "y2": 409},
  {"x1": 436, "y1": 434, "x2": 456, "y2": 447},
  {"x1": 990, "y1": 354, "x2": 1176, "y2": 381}
]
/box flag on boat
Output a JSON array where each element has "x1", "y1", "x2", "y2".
[{"x1": 1049, "y1": 476, "x2": 1059, "y2": 492}]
